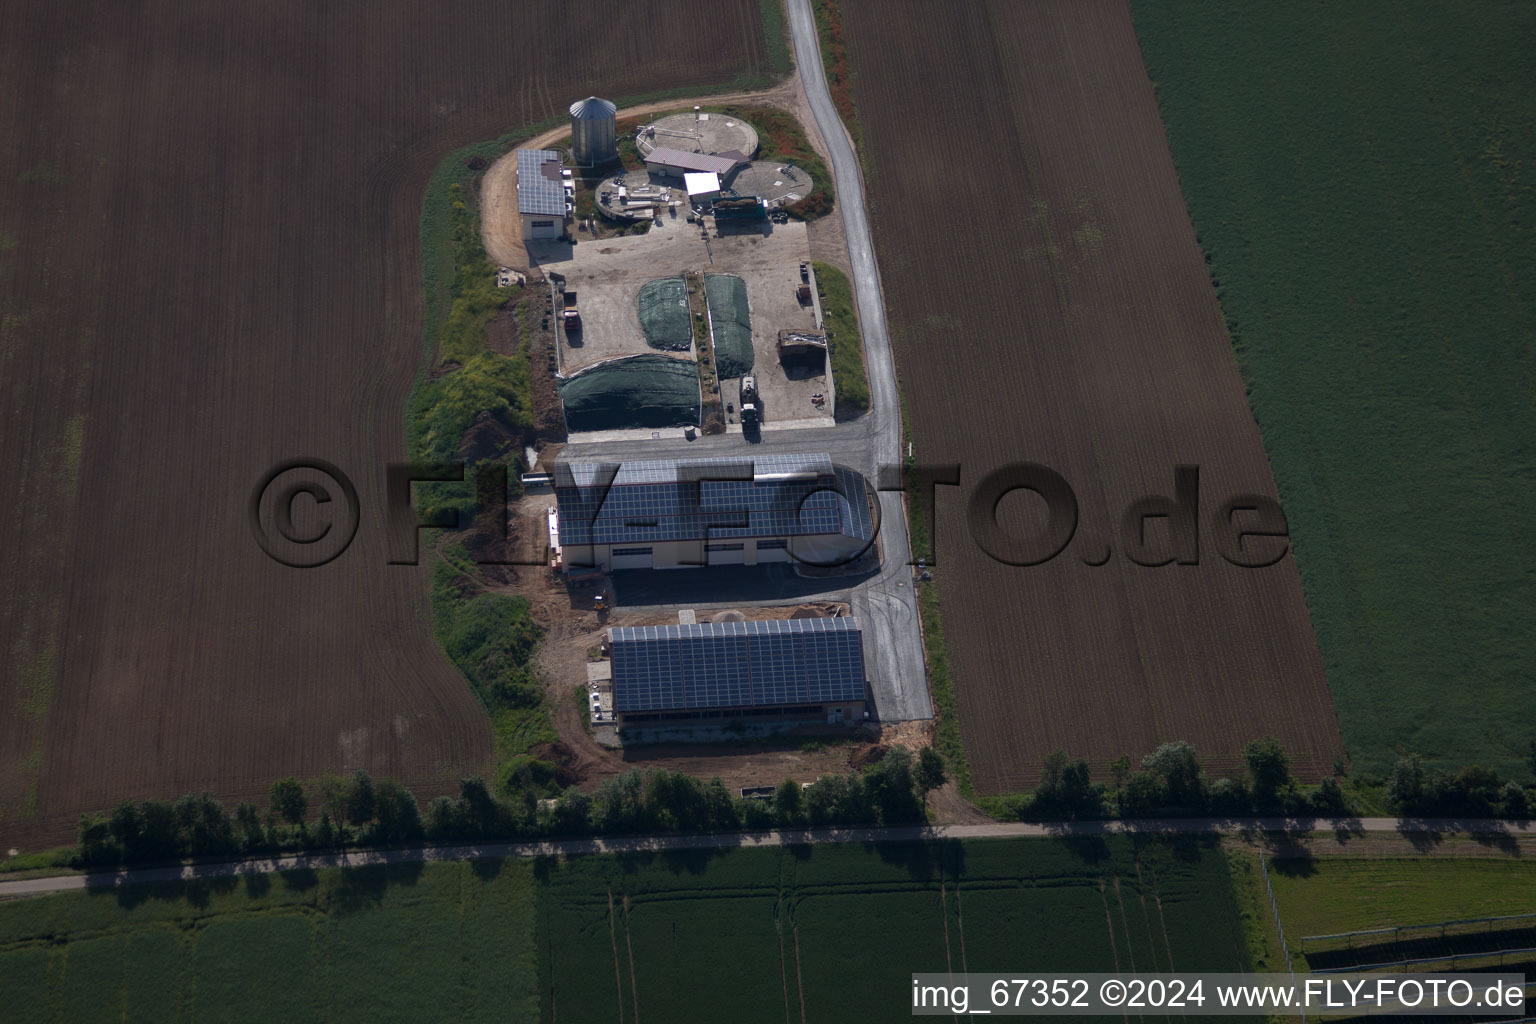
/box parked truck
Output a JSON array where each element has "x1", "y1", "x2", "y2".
[
  {"x1": 559, "y1": 290, "x2": 581, "y2": 332},
  {"x1": 740, "y1": 375, "x2": 761, "y2": 425}
]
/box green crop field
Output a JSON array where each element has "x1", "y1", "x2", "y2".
[
  {"x1": 1267, "y1": 858, "x2": 1536, "y2": 938},
  {"x1": 1130, "y1": 1, "x2": 1536, "y2": 779},
  {"x1": 537, "y1": 837, "x2": 1252, "y2": 1021},
  {"x1": 0, "y1": 839, "x2": 1252, "y2": 1020},
  {"x1": 0, "y1": 862, "x2": 538, "y2": 1023}
]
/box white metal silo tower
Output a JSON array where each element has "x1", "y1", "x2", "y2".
[{"x1": 569, "y1": 96, "x2": 618, "y2": 167}]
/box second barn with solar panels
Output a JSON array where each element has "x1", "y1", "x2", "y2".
[
  {"x1": 552, "y1": 453, "x2": 876, "y2": 572},
  {"x1": 606, "y1": 617, "x2": 868, "y2": 728}
]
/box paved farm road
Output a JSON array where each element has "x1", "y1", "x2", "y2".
[
  {"x1": 2, "y1": 817, "x2": 1528, "y2": 900},
  {"x1": 782, "y1": 0, "x2": 931, "y2": 718}
]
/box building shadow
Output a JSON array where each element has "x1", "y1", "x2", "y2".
[{"x1": 609, "y1": 563, "x2": 870, "y2": 608}]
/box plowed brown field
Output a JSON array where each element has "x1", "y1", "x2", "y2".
[
  {"x1": 841, "y1": 0, "x2": 1344, "y2": 791},
  {"x1": 0, "y1": 1, "x2": 772, "y2": 848}
]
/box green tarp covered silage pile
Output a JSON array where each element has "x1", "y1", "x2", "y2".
[
  {"x1": 637, "y1": 277, "x2": 693, "y2": 351},
  {"x1": 704, "y1": 274, "x2": 754, "y2": 379},
  {"x1": 558, "y1": 354, "x2": 699, "y2": 432}
]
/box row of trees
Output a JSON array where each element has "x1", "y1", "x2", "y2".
[
  {"x1": 1007, "y1": 739, "x2": 1327, "y2": 821},
  {"x1": 79, "y1": 747, "x2": 948, "y2": 868},
  {"x1": 1386, "y1": 751, "x2": 1532, "y2": 818},
  {"x1": 1001, "y1": 739, "x2": 1536, "y2": 821},
  {"x1": 79, "y1": 773, "x2": 428, "y2": 866}
]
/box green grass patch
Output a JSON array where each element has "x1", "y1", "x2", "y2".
[
  {"x1": 0, "y1": 861, "x2": 539, "y2": 1023},
  {"x1": 1224, "y1": 851, "x2": 1294, "y2": 974},
  {"x1": 758, "y1": 0, "x2": 791, "y2": 78},
  {"x1": 811, "y1": 261, "x2": 868, "y2": 418},
  {"x1": 1268, "y1": 858, "x2": 1536, "y2": 939},
  {"x1": 0, "y1": 848, "x2": 75, "y2": 875},
  {"x1": 1129, "y1": 0, "x2": 1536, "y2": 779}
]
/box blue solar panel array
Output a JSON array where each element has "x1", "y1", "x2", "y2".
[
  {"x1": 555, "y1": 454, "x2": 873, "y2": 546},
  {"x1": 516, "y1": 149, "x2": 568, "y2": 216},
  {"x1": 609, "y1": 618, "x2": 866, "y2": 712}
]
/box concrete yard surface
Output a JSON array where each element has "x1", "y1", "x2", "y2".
[{"x1": 533, "y1": 217, "x2": 832, "y2": 427}]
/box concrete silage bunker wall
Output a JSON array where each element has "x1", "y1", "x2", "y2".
[
  {"x1": 558, "y1": 354, "x2": 700, "y2": 432},
  {"x1": 704, "y1": 274, "x2": 754, "y2": 379},
  {"x1": 637, "y1": 277, "x2": 693, "y2": 351}
]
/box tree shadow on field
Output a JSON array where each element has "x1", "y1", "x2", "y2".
[
  {"x1": 659, "y1": 846, "x2": 733, "y2": 876},
  {"x1": 104, "y1": 873, "x2": 236, "y2": 911},
  {"x1": 611, "y1": 850, "x2": 657, "y2": 876},
  {"x1": 327, "y1": 860, "x2": 425, "y2": 916},
  {"x1": 1267, "y1": 854, "x2": 1318, "y2": 879},
  {"x1": 532, "y1": 853, "x2": 562, "y2": 884},
  {"x1": 1471, "y1": 828, "x2": 1521, "y2": 856},
  {"x1": 1057, "y1": 834, "x2": 1112, "y2": 866},
  {"x1": 1396, "y1": 818, "x2": 1444, "y2": 854},
  {"x1": 279, "y1": 867, "x2": 319, "y2": 892},
  {"x1": 471, "y1": 856, "x2": 505, "y2": 882},
  {"x1": 867, "y1": 837, "x2": 965, "y2": 882},
  {"x1": 1331, "y1": 817, "x2": 1366, "y2": 847},
  {"x1": 1130, "y1": 831, "x2": 1216, "y2": 865},
  {"x1": 785, "y1": 841, "x2": 814, "y2": 863},
  {"x1": 243, "y1": 871, "x2": 272, "y2": 900}
]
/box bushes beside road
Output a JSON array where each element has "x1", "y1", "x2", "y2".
[
  {"x1": 437, "y1": 183, "x2": 516, "y2": 365},
  {"x1": 811, "y1": 0, "x2": 861, "y2": 151}
]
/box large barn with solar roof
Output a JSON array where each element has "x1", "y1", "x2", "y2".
[
  {"x1": 606, "y1": 617, "x2": 868, "y2": 727},
  {"x1": 553, "y1": 453, "x2": 876, "y2": 572}
]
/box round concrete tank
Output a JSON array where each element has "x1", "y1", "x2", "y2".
[{"x1": 569, "y1": 96, "x2": 618, "y2": 166}]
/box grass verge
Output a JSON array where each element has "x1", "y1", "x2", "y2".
[
  {"x1": 759, "y1": 0, "x2": 791, "y2": 78},
  {"x1": 900, "y1": 390, "x2": 972, "y2": 797},
  {"x1": 1268, "y1": 858, "x2": 1536, "y2": 938},
  {"x1": 810, "y1": 261, "x2": 867, "y2": 418}
]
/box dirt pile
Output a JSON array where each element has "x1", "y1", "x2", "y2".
[{"x1": 847, "y1": 743, "x2": 891, "y2": 770}]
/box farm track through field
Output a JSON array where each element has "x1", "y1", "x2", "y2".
[
  {"x1": 837, "y1": 0, "x2": 1344, "y2": 790},
  {"x1": 1143, "y1": 862, "x2": 1177, "y2": 972},
  {"x1": 1098, "y1": 879, "x2": 1123, "y2": 973},
  {"x1": 607, "y1": 889, "x2": 626, "y2": 1024},
  {"x1": 623, "y1": 893, "x2": 641, "y2": 1024},
  {"x1": 0, "y1": 0, "x2": 774, "y2": 849}
]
